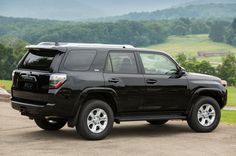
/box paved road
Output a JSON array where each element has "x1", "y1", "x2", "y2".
[{"x1": 0, "y1": 101, "x2": 236, "y2": 156}]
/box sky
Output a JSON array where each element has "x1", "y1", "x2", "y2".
[{"x1": 0, "y1": 0, "x2": 194, "y2": 20}]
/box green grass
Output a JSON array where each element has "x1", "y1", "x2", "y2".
[
  {"x1": 0, "y1": 80, "x2": 12, "y2": 91},
  {"x1": 221, "y1": 110, "x2": 236, "y2": 124},
  {"x1": 146, "y1": 34, "x2": 236, "y2": 62},
  {"x1": 227, "y1": 87, "x2": 236, "y2": 106}
]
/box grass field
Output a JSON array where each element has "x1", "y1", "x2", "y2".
[
  {"x1": 0, "y1": 80, "x2": 12, "y2": 91},
  {"x1": 147, "y1": 34, "x2": 236, "y2": 63},
  {"x1": 227, "y1": 87, "x2": 236, "y2": 106},
  {"x1": 221, "y1": 110, "x2": 236, "y2": 124}
]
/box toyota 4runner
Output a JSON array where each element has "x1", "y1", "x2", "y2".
[{"x1": 11, "y1": 42, "x2": 227, "y2": 140}]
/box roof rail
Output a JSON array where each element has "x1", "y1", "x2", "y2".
[{"x1": 37, "y1": 42, "x2": 135, "y2": 48}]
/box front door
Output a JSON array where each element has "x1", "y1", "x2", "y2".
[
  {"x1": 138, "y1": 52, "x2": 188, "y2": 111},
  {"x1": 103, "y1": 51, "x2": 145, "y2": 112}
]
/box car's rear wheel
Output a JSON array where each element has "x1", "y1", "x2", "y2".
[
  {"x1": 187, "y1": 96, "x2": 221, "y2": 132},
  {"x1": 34, "y1": 117, "x2": 67, "y2": 131},
  {"x1": 147, "y1": 120, "x2": 168, "y2": 125},
  {"x1": 76, "y1": 100, "x2": 114, "y2": 140}
]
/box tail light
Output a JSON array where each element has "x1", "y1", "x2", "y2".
[
  {"x1": 49, "y1": 73, "x2": 67, "y2": 89},
  {"x1": 12, "y1": 70, "x2": 16, "y2": 81}
]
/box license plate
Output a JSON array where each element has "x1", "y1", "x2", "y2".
[{"x1": 23, "y1": 82, "x2": 34, "y2": 90}]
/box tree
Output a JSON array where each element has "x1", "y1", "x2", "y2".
[
  {"x1": 175, "y1": 53, "x2": 216, "y2": 76},
  {"x1": 217, "y1": 54, "x2": 236, "y2": 85},
  {"x1": 232, "y1": 36, "x2": 236, "y2": 46},
  {"x1": 176, "y1": 53, "x2": 187, "y2": 66},
  {"x1": 173, "y1": 25, "x2": 188, "y2": 36},
  {"x1": 224, "y1": 28, "x2": 235, "y2": 45},
  {"x1": 0, "y1": 44, "x2": 15, "y2": 79},
  {"x1": 231, "y1": 18, "x2": 236, "y2": 33},
  {"x1": 209, "y1": 21, "x2": 225, "y2": 42},
  {"x1": 190, "y1": 22, "x2": 209, "y2": 34}
]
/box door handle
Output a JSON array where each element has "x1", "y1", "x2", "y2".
[
  {"x1": 146, "y1": 79, "x2": 157, "y2": 84},
  {"x1": 108, "y1": 78, "x2": 119, "y2": 83}
]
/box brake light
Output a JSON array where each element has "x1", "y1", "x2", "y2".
[
  {"x1": 12, "y1": 70, "x2": 16, "y2": 81},
  {"x1": 49, "y1": 73, "x2": 67, "y2": 89}
]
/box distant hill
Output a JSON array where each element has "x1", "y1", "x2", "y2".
[
  {"x1": 103, "y1": 3, "x2": 236, "y2": 21},
  {"x1": 1, "y1": 0, "x2": 236, "y2": 21},
  {"x1": 180, "y1": 0, "x2": 236, "y2": 7}
]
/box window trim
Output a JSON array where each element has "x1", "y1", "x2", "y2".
[
  {"x1": 138, "y1": 51, "x2": 180, "y2": 76},
  {"x1": 62, "y1": 49, "x2": 97, "y2": 71},
  {"x1": 104, "y1": 50, "x2": 140, "y2": 74}
]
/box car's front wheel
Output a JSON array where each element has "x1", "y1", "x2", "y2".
[
  {"x1": 76, "y1": 100, "x2": 114, "y2": 140},
  {"x1": 34, "y1": 117, "x2": 67, "y2": 131},
  {"x1": 187, "y1": 96, "x2": 221, "y2": 132}
]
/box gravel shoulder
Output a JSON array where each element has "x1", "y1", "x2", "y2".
[{"x1": 0, "y1": 101, "x2": 236, "y2": 156}]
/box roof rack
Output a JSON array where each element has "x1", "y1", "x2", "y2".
[{"x1": 37, "y1": 42, "x2": 135, "y2": 48}]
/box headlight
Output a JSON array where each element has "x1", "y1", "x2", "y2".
[{"x1": 221, "y1": 80, "x2": 227, "y2": 87}]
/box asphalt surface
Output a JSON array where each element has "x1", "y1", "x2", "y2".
[{"x1": 0, "y1": 101, "x2": 236, "y2": 156}]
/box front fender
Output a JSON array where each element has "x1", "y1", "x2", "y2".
[{"x1": 186, "y1": 87, "x2": 227, "y2": 114}]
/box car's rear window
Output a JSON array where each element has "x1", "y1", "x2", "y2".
[
  {"x1": 64, "y1": 50, "x2": 96, "y2": 71},
  {"x1": 20, "y1": 49, "x2": 60, "y2": 71}
]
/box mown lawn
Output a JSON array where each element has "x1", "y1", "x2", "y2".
[
  {"x1": 227, "y1": 87, "x2": 236, "y2": 106},
  {"x1": 0, "y1": 80, "x2": 12, "y2": 91},
  {"x1": 146, "y1": 34, "x2": 236, "y2": 63},
  {"x1": 221, "y1": 110, "x2": 236, "y2": 124}
]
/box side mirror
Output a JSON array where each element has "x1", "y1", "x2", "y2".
[{"x1": 177, "y1": 67, "x2": 186, "y2": 77}]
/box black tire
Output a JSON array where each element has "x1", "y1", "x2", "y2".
[
  {"x1": 34, "y1": 117, "x2": 67, "y2": 131},
  {"x1": 76, "y1": 100, "x2": 114, "y2": 140},
  {"x1": 147, "y1": 120, "x2": 168, "y2": 125},
  {"x1": 187, "y1": 96, "x2": 221, "y2": 132}
]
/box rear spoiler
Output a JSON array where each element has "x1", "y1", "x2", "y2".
[{"x1": 26, "y1": 45, "x2": 67, "y2": 53}]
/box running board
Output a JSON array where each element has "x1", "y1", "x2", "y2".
[{"x1": 115, "y1": 114, "x2": 186, "y2": 122}]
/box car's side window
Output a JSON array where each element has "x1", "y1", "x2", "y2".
[
  {"x1": 64, "y1": 50, "x2": 96, "y2": 71},
  {"x1": 140, "y1": 53, "x2": 177, "y2": 75},
  {"x1": 105, "y1": 52, "x2": 138, "y2": 74}
]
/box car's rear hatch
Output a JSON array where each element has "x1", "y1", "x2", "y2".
[{"x1": 12, "y1": 48, "x2": 64, "y2": 105}]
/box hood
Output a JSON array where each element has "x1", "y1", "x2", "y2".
[{"x1": 187, "y1": 72, "x2": 221, "y2": 82}]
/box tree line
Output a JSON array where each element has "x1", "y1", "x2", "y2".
[
  {"x1": 0, "y1": 16, "x2": 215, "y2": 46},
  {"x1": 209, "y1": 18, "x2": 236, "y2": 46},
  {"x1": 176, "y1": 53, "x2": 236, "y2": 86}
]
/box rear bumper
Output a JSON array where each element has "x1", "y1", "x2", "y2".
[
  {"x1": 11, "y1": 99, "x2": 73, "y2": 118},
  {"x1": 11, "y1": 100, "x2": 57, "y2": 117},
  {"x1": 11, "y1": 89, "x2": 77, "y2": 118}
]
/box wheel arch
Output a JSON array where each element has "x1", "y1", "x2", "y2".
[
  {"x1": 186, "y1": 88, "x2": 226, "y2": 115},
  {"x1": 68, "y1": 87, "x2": 118, "y2": 127}
]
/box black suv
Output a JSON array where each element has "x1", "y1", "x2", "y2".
[{"x1": 11, "y1": 42, "x2": 227, "y2": 140}]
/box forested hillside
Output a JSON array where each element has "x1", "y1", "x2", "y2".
[
  {"x1": 0, "y1": 16, "x2": 217, "y2": 46},
  {"x1": 105, "y1": 4, "x2": 236, "y2": 21}
]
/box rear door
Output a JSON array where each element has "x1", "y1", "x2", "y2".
[
  {"x1": 103, "y1": 51, "x2": 145, "y2": 112},
  {"x1": 12, "y1": 49, "x2": 63, "y2": 102}
]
